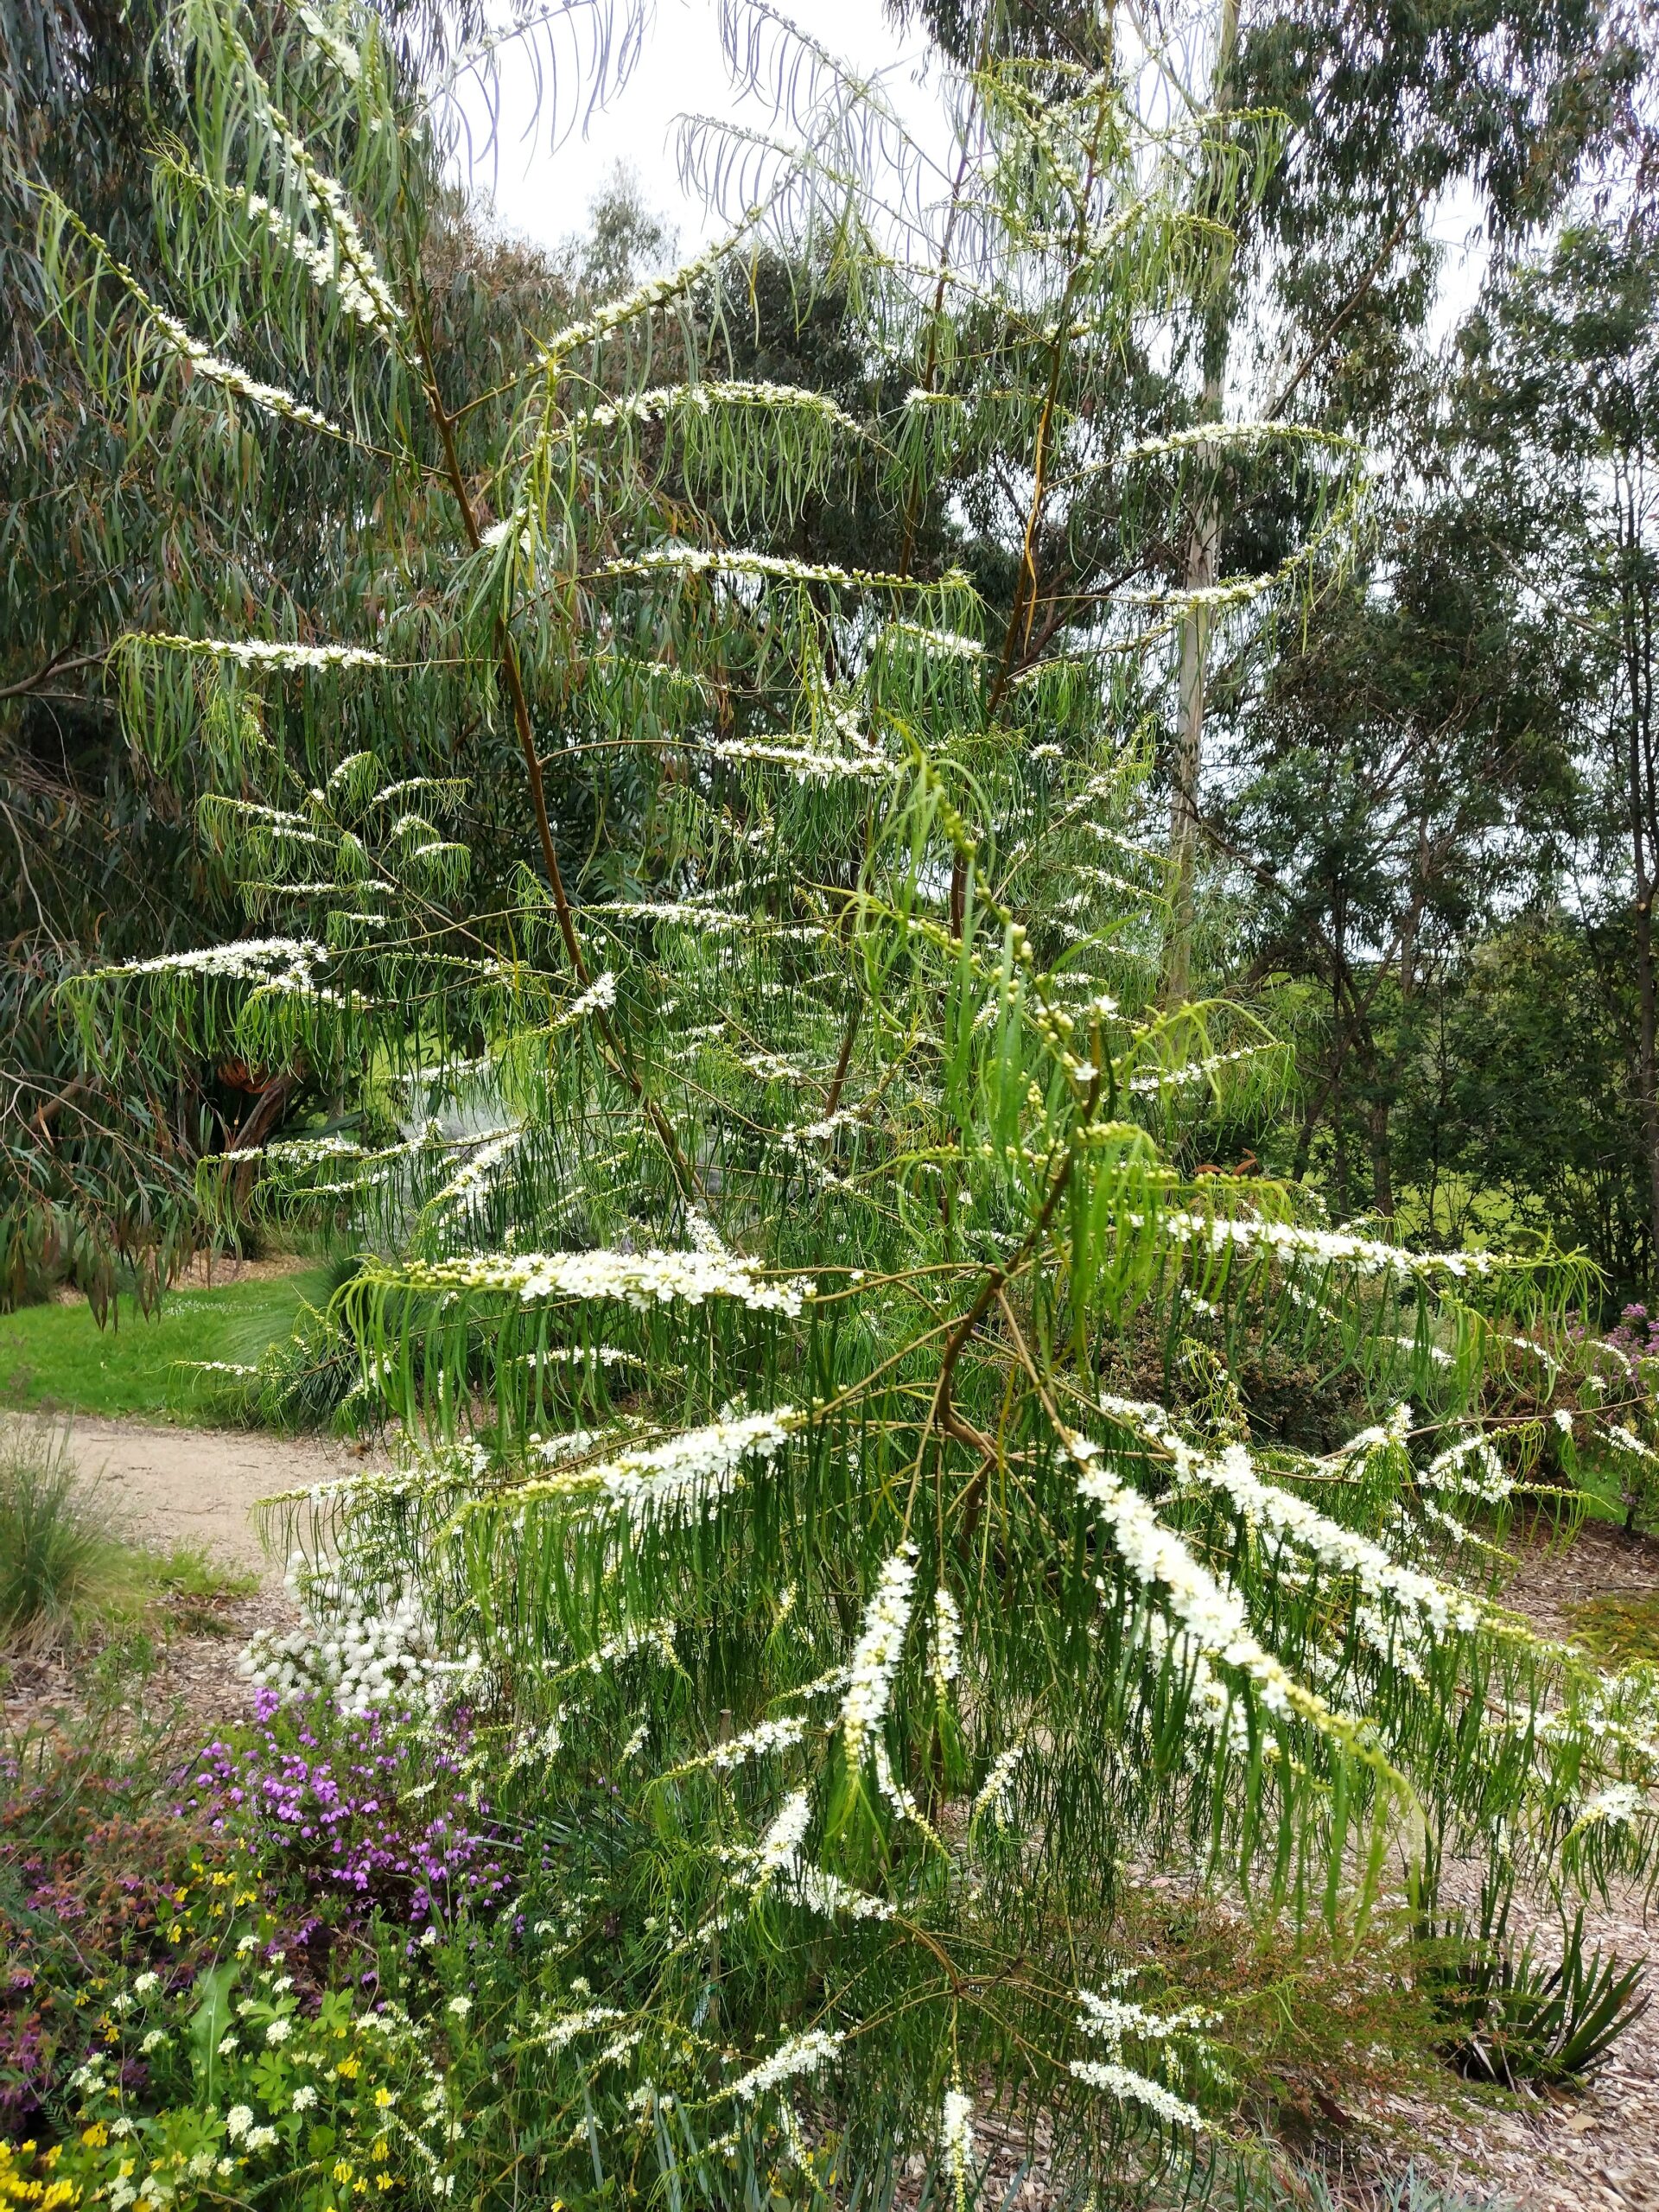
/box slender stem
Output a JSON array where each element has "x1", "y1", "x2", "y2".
[{"x1": 410, "y1": 291, "x2": 702, "y2": 1202}]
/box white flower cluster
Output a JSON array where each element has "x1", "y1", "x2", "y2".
[
  {"x1": 581, "y1": 379, "x2": 859, "y2": 434},
  {"x1": 839, "y1": 1544, "x2": 918, "y2": 1766},
  {"x1": 1068, "y1": 2056, "x2": 1205, "y2": 2133},
  {"x1": 1077, "y1": 1987, "x2": 1211, "y2": 2050},
  {"x1": 785, "y1": 1861, "x2": 897, "y2": 1922},
  {"x1": 249, "y1": 66, "x2": 402, "y2": 335},
  {"x1": 1100, "y1": 1392, "x2": 1485, "y2": 1666},
  {"x1": 701, "y1": 735, "x2": 898, "y2": 785},
  {"x1": 92, "y1": 934, "x2": 327, "y2": 988},
  {"x1": 1424, "y1": 1430, "x2": 1512, "y2": 1504},
  {"x1": 741, "y1": 1783, "x2": 896, "y2": 1923},
  {"x1": 137, "y1": 633, "x2": 384, "y2": 670},
  {"x1": 881, "y1": 616, "x2": 983, "y2": 658},
  {"x1": 727, "y1": 2028, "x2": 844, "y2": 2105},
  {"x1": 940, "y1": 2088, "x2": 974, "y2": 2210},
  {"x1": 296, "y1": 4, "x2": 363, "y2": 79},
  {"x1": 1574, "y1": 1783, "x2": 1644, "y2": 1829},
  {"x1": 149, "y1": 305, "x2": 339, "y2": 430},
  {"x1": 393, "y1": 1245, "x2": 808, "y2": 1315},
  {"x1": 518, "y1": 1408, "x2": 796, "y2": 1527},
  {"x1": 429, "y1": 1126, "x2": 523, "y2": 1214},
  {"x1": 931, "y1": 1586, "x2": 962, "y2": 1695},
  {"x1": 1127, "y1": 1042, "x2": 1271, "y2": 1096},
  {"x1": 1193, "y1": 1438, "x2": 1480, "y2": 1645},
  {"x1": 604, "y1": 546, "x2": 909, "y2": 592},
  {"x1": 533, "y1": 2005, "x2": 626, "y2": 2054},
  {"x1": 1069, "y1": 1434, "x2": 1318, "y2": 1726},
  {"x1": 563, "y1": 970, "x2": 618, "y2": 1021},
  {"x1": 539, "y1": 213, "x2": 762, "y2": 365},
  {"x1": 239, "y1": 1562, "x2": 481, "y2": 1719},
  {"x1": 970, "y1": 1743, "x2": 1025, "y2": 1826},
  {"x1": 781, "y1": 1108, "x2": 858, "y2": 1149},
  {"x1": 1162, "y1": 1210, "x2": 1497, "y2": 1282},
  {"x1": 671, "y1": 1713, "x2": 807, "y2": 1775},
  {"x1": 753, "y1": 1790, "x2": 813, "y2": 1886},
  {"x1": 243, "y1": 190, "x2": 384, "y2": 324}
]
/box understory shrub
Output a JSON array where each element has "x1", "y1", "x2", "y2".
[{"x1": 176, "y1": 1695, "x2": 511, "y2": 1931}]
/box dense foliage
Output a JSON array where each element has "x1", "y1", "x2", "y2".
[{"x1": 7, "y1": 0, "x2": 1659, "y2": 2207}]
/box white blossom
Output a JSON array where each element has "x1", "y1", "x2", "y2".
[
  {"x1": 1574, "y1": 1783, "x2": 1643, "y2": 1829},
  {"x1": 839, "y1": 1546, "x2": 918, "y2": 1766},
  {"x1": 518, "y1": 1408, "x2": 796, "y2": 1527},
  {"x1": 753, "y1": 1789, "x2": 812, "y2": 1887},
  {"x1": 970, "y1": 1745, "x2": 1026, "y2": 1827},
  {"x1": 725, "y1": 2029, "x2": 843, "y2": 2104},
  {"x1": 931, "y1": 1586, "x2": 963, "y2": 1694},
  {"x1": 1068, "y1": 2057, "x2": 1204, "y2": 2132},
  {"x1": 940, "y1": 2088, "x2": 974, "y2": 2209},
  {"x1": 390, "y1": 1246, "x2": 808, "y2": 1316}
]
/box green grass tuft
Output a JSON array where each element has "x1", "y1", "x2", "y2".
[{"x1": 0, "y1": 1418, "x2": 257, "y2": 1653}]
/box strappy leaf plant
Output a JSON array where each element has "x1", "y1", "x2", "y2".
[{"x1": 36, "y1": 0, "x2": 1659, "y2": 2201}]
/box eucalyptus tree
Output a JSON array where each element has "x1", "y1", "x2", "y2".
[
  {"x1": 1451, "y1": 215, "x2": 1659, "y2": 1291},
  {"x1": 37, "y1": 2, "x2": 1659, "y2": 2205}
]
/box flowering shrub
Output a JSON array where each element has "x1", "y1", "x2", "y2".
[
  {"x1": 0, "y1": 2138, "x2": 76, "y2": 2212},
  {"x1": 1565, "y1": 1303, "x2": 1659, "y2": 1531},
  {"x1": 175, "y1": 1697, "x2": 508, "y2": 1931},
  {"x1": 238, "y1": 1563, "x2": 481, "y2": 1720},
  {"x1": 1, "y1": 1758, "x2": 226, "y2": 2137},
  {"x1": 38, "y1": 1, "x2": 1659, "y2": 2202},
  {"x1": 53, "y1": 1945, "x2": 451, "y2": 2212}
]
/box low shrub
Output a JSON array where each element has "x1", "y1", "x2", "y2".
[
  {"x1": 0, "y1": 1421, "x2": 254, "y2": 1658},
  {"x1": 175, "y1": 1697, "x2": 510, "y2": 1933},
  {"x1": 1567, "y1": 1590, "x2": 1659, "y2": 1669},
  {"x1": 1411, "y1": 1860, "x2": 1648, "y2": 2089}
]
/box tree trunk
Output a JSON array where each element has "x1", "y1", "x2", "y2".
[
  {"x1": 1618, "y1": 463, "x2": 1659, "y2": 1289},
  {"x1": 1163, "y1": 0, "x2": 1238, "y2": 1009},
  {"x1": 1166, "y1": 491, "x2": 1219, "y2": 1007}
]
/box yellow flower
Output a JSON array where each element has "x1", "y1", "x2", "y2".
[
  {"x1": 172, "y1": 1888, "x2": 188, "y2": 1904},
  {"x1": 331, "y1": 2166, "x2": 353, "y2": 2187},
  {"x1": 375, "y1": 2177, "x2": 393, "y2": 2193},
  {"x1": 168, "y1": 1924, "x2": 182, "y2": 1943},
  {"x1": 80, "y1": 2129, "x2": 109, "y2": 2152},
  {"x1": 336, "y1": 2056, "x2": 360, "y2": 2080},
  {"x1": 371, "y1": 2143, "x2": 387, "y2": 2164},
  {"x1": 372, "y1": 2089, "x2": 393, "y2": 2110}
]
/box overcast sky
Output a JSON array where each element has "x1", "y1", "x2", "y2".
[
  {"x1": 445, "y1": 0, "x2": 953, "y2": 259},
  {"x1": 440, "y1": 0, "x2": 1491, "y2": 352}
]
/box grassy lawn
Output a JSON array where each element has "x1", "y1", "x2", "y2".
[{"x1": 0, "y1": 1274, "x2": 324, "y2": 1425}]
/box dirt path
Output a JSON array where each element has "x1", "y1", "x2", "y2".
[
  {"x1": 2, "y1": 1419, "x2": 380, "y2": 1738},
  {"x1": 71, "y1": 1416, "x2": 377, "y2": 1586}
]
